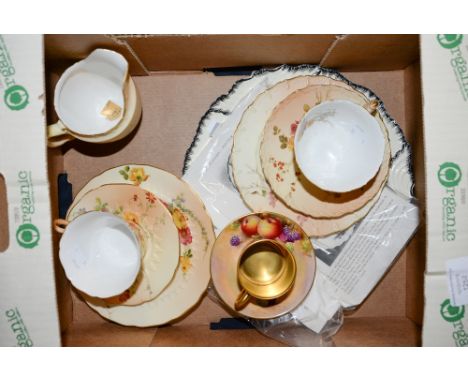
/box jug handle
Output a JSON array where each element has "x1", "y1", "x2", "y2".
[
  {"x1": 47, "y1": 121, "x2": 74, "y2": 148},
  {"x1": 54, "y1": 219, "x2": 68, "y2": 234}
]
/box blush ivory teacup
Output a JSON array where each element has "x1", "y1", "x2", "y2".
[{"x1": 294, "y1": 99, "x2": 385, "y2": 193}]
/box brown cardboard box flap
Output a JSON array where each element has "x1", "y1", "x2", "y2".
[
  {"x1": 321, "y1": 35, "x2": 419, "y2": 71},
  {"x1": 123, "y1": 34, "x2": 337, "y2": 71}
]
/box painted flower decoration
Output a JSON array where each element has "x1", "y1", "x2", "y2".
[
  {"x1": 129, "y1": 167, "x2": 149, "y2": 186},
  {"x1": 179, "y1": 227, "x2": 193, "y2": 245},
  {"x1": 287, "y1": 136, "x2": 294, "y2": 151},
  {"x1": 94, "y1": 197, "x2": 109, "y2": 212},
  {"x1": 268, "y1": 191, "x2": 277, "y2": 208},
  {"x1": 145, "y1": 191, "x2": 157, "y2": 204},
  {"x1": 76, "y1": 207, "x2": 87, "y2": 216},
  {"x1": 123, "y1": 211, "x2": 139, "y2": 225},
  {"x1": 180, "y1": 249, "x2": 193, "y2": 273},
  {"x1": 290, "y1": 120, "x2": 300, "y2": 135},
  {"x1": 172, "y1": 208, "x2": 188, "y2": 230},
  {"x1": 119, "y1": 166, "x2": 149, "y2": 186}
]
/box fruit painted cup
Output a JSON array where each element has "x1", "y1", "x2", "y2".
[
  {"x1": 234, "y1": 239, "x2": 296, "y2": 311},
  {"x1": 211, "y1": 211, "x2": 315, "y2": 319},
  {"x1": 223, "y1": 212, "x2": 313, "y2": 311}
]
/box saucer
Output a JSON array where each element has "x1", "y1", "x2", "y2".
[
  {"x1": 69, "y1": 165, "x2": 215, "y2": 327},
  {"x1": 67, "y1": 183, "x2": 180, "y2": 306},
  {"x1": 211, "y1": 212, "x2": 316, "y2": 319},
  {"x1": 232, "y1": 76, "x2": 384, "y2": 237},
  {"x1": 260, "y1": 84, "x2": 391, "y2": 218}
]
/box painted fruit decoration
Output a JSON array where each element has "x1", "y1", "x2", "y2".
[
  {"x1": 241, "y1": 215, "x2": 261, "y2": 236},
  {"x1": 229, "y1": 213, "x2": 314, "y2": 256},
  {"x1": 231, "y1": 213, "x2": 305, "y2": 248},
  {"x1": 257, "y1": 217, "x2": 282, "y2": 239}
]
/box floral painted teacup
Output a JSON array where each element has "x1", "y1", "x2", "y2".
[
  {"x1": 55, "y1": 211, "x2": 143, "y2": 299},
  {"x1": 57, "y1": 183, "x2": 180, "y2": 306}
]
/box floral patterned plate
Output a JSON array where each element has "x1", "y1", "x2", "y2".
[
  {"x1": 260, "y1": 84, "x2": 391, "y2": 218},
  {"x1": 211, "y1": 212, "x2": 316, "y2": 319},
  {"x1": 68, "y1": 165, "x2": 215, "y2": 327},
  {"x1": 233, "y1": 76, "x2": 385, "y2": 237},
  {"x1": 68, "y1": 184, "x2": 180, "y2": 307}
]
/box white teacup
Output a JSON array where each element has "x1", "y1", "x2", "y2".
[
  {"x1": 47, "y1": 48, "x2": 142, "y2": 147},
  {"x1": 55, "y1": 211, "x2": 142, "y2": 298},
  {"x1": 294, "y1": 100, "x2": 385, "y2": 193}
]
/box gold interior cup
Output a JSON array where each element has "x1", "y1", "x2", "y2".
[{"x1": 234, "y1": 239, "x2": 297, "y2": 311}]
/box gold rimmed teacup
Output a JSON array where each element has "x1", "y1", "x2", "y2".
[{"x1": 234, "y1": 239, "x2": 297, "y2": 311}]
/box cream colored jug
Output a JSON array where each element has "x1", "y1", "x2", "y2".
[{"x1": 47, "y1": 48, "x2": 141, "y2": 147}]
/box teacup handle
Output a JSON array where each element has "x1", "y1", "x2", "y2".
[
  {"x1": 47, "y1": 121, "x2": 74, "y2": 148},
  {"x1": 365, "y1": 100, "x2": 379, "y2": 115},
  {"x1": 234, "y1": 289, "x2": 251, "y2": 311},
  {"x1": 54, "y1": 219, "x2": 69, "y2": 234}
]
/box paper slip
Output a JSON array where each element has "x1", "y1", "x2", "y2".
[
  {"x1": 294, "y1": 187, "x2": 419, "y2": 332},
  {"x1": 446, "y1": 256, "x2": 468, "y2": 307}
]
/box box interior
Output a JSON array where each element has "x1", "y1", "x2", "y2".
[{"x1": 42, "y1": 34, "x2": 425, "y2": 346}]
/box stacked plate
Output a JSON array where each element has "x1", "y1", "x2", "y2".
[
  {"x1": 63, "y1": 165, "x2": 215, "y2": 327},
  {"x1": 232, "y1": 77, "x2": 392, "y2": 237},
  {"x1": 184, "y1": 65, "x2": 415, "y2": 320}
]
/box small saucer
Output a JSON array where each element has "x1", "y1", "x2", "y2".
[{"x1": 211, "y1": 212, "x2": 316, "y2": 319}]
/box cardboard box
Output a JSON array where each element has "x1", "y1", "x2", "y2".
[
  {"x1": 5, "y1": 34, "x2": 426, "y2": 346},
  {"x1": 0, "y1": 35, "x2": 61, "y2": 346},
  {"x1": 421, "y1": 34, "x2": 468, "y2": 346}
]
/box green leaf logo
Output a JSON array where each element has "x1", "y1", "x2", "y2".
[
  {"x1": 16, "y1": 223, "x2": 40, "y2": 249},
  {"x1": 438, "y1": 162, "x2": 462, "y2": 188},
  {"x1": 4, "y1": 84, "x2": 29, "y2": 111},
  {"x1": 440, "y1": 299, "x2": 465, "y2": 323},
  {"x1": 437, "y1": 34, "x2": 463, "y2": 49}
]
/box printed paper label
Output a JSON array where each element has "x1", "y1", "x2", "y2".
[{"x1": 446, "y1": 256, "x2": 468, "y2": 307}]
